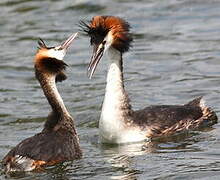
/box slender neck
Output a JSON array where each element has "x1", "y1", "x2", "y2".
[
  {"x1": 101, "y1": 47, "x2": 132, "y2": 120},
  {"x1": 38, "y1": 72, "x2": 69, "y2": 115},
  {"x1": 106, "y1": 48, "x2": 124, "y2": 91},
  {"x1": 99, "y1": 48, "x2": 134, "y2": 143},
  {"x1": 36, "y1": 69, "x2": 71, "y2": 128}
]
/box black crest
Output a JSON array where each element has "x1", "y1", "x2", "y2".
[
  {"x1": 78, "y1": 20, "x2": 92, "y2": 35},
  {"x1": 78, "y1": 20, "x2": 109, "y2": 36},
  {"x1": 78, "y1": 16, "x2": 133, "y2": 53},
  {"x1": 78, "y1": 20, "x2": 109, "y2": 45},
  {"x1": 38, "y1": 38, "x2": 47, "y2": 49},
  {"x1": 38, "y1": 38, "x2": 55, "y2": 49}
]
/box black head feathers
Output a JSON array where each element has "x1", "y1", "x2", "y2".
[
  {"x1": 38, "y1": 38, "x2": 55, "y2": 50},
  {"x1": 79, "y1": 16, "x2": 133, "y2": 53},
  {"x1": 38, "y1": 39, "x2": 47, "y2": 49}
]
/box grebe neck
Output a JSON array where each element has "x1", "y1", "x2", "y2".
[
  {"x1": 99, "y1": 48, "x2": 133, "y2": 142},
  {"x1": 104, "y1": 47, "x2": 132, "y2": 113},
  {"x1": 36, "y1": 69, "x2": 71, "y2": 130},
  {"x1": 106, "y1": 48, "x2": 124, "y2": 90}
]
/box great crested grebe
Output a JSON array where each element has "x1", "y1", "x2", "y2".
[
  {"x1": 80, "y1": 16, "x2": 217, "y2": 144},
  {"x1": 3, "y1": 33, "x2": 82, "y2": 172}
]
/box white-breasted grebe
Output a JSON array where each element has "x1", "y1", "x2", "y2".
[
  {"x1": 79, "y1": 16, "x2": 217, "y2": 144},
  {"x1": 3, "y1": 33, "x2": 82, "y2": 172}
]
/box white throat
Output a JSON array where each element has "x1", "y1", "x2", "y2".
[{"x1": 99, "y1": 48, "x2": 144, "y2": 144}]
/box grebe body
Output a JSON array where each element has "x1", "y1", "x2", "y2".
[
  {"x1": 80, "y1": 16, "x2": 217, "y2": 144},
  {"x1": 3, "y1": 33, "x2": 82, "y2": 172}
]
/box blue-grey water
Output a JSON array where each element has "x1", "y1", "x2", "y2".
[{"x1": 1, "y1": 0, "x2": 220, "y2": 179}]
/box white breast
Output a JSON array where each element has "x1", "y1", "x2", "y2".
[{"x1": 99, "y1": 121, "x2": 147, "y2": 144}]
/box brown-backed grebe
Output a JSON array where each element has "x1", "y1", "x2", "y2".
[
  {"x1": 79, "y1": 16, "x2": 217, "y2": 144},
  {"x1": 3, "y1": 33, "x2": 82, "y2": 172}
]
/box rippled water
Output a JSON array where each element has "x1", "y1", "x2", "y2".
[{"x1": 1, "y1": 0, "x2": 220, "y2": 179}]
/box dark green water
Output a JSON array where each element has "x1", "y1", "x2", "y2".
[{"x1": 1, "y1": 0, "x2": 220, "y2": 179}]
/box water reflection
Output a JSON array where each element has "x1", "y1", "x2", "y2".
[
  {"x1": 98, "y1": 130, "x2": 213, "y2": 180},
  {"x1": 109, "y1": 155, "x2": 140, "y2": 180}
]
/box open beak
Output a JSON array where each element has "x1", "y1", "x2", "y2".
[
  {"x1": 87, "y1": 43, "x2": 105, "y2": 79},
  {"x1": 60, "y1": 32, "x2": 78, "y2": 50}
]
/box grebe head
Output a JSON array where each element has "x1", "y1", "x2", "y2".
[
  {"x1": 79, "y1": 16, "x2": 133, "y2": 78},
  {"x1": 34, "y1": 33, "x2": 78, "y2": 81}
]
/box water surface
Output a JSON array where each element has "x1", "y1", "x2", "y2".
[{"x1": 1, "y1": 0, "x2": 220, "y2": 179}]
